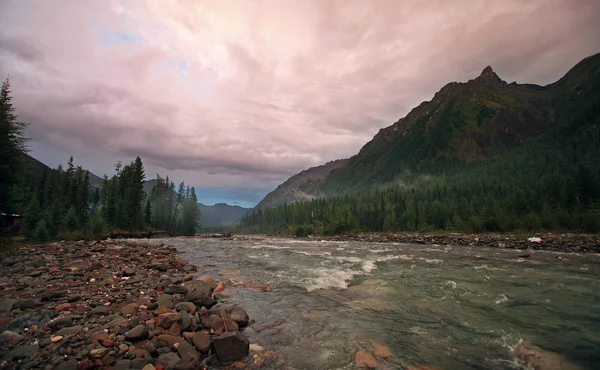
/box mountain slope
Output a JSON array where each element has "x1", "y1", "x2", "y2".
[
  {"x1": 254, "y1": 159, "x2": 348, "y2": 209},
  {"x1": 240, "y1": 52, "x2": 600, "y2": 234},
  {"x1": 318, "y1": 66, "x2": 553, "y2": 192},
  {"x1": 198, "y1": 203, "x2": 250, "y2": 227},
  {"x1": 23, "y1": 154, "x2": 104, "y2": 187},
  {"x1": 254, "y1": 52, "x2": 600, "y2": 209}
]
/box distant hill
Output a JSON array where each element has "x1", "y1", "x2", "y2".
[
  {"x1": 143, "y1": 179, "x2": 249, "y2": 227},
  {"x1": 254, "y1": 159, "x2": 348, "y2": 209},
  {"x1": 23, "y1": 154, "x2": 104, "y2": 187},
  {"x1": 198, "y1": 202, "x2": 250, "y2": 227}
]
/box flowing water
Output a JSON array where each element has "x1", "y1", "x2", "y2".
[{"x1": 132, "y1": 237, "x2": 600, "y2": 369}]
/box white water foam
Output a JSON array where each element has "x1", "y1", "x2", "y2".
[
  {"x1": 495, "y1": 294, "x2": 509, "y2": 304},
  {"x1": 362, "y1": 260, "x2": 377, "y2": 273},
  {"x1": 294, "y1": 250, "x2": 332, "y2": 257},
  {"x1": 302, "y1": 268, "x2": 356, "y2": 291},
  {"x1": 419, "y1": 258, "x2": 444, "y2": 264}
]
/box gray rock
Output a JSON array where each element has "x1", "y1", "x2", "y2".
[
  {"x1": 157, "y1": 334, "x2": 184, "y2": 347},
  {"x1": 228, "y1": 306, "x2": 250, "y2": 327},
  {"x1": 0, "y1": 330, "x2": 24, "y2": 346},
  {"x1": 179, "y1": 311, "x2": 192, "y2": 332},
  {"x1": 12, "y1": 299, "x2": 35, "y2": 310},
  {"x1": 47, "y1": 316, "x2": 73, "y2": 330},
  {"x1": 130, "y1": 357, "x2": 151, "y2": 369},
  {"x1": 3, "y1": 345, "x2": 38, "y2": 361},
  {"x1": 91, "y1": 306, "x2": 111, "y2": 316},
  {"x1": 176, "y1": 340, "x2": 200, "y2": 361},
  {"x1": 157, "y1": 294, "x2": 175, "y2": 309},
  {"x1": 183, "y1": 280, "x2": 211, "y2": 297},
  {"x1": 113, "y1": 359, "x2": 131, "y2": 370},
  {"x1": 156, "y1": 352, "x2": 181, "y2": 370},
  {"x1": 55, "y1": 358, "x2": 77, "y2": 370},
  {"x1": 164, "y1": 285, "x2": 187, "y2": 295},
  {"x1": 211, "y1": 331, "x2": 250, "y2": 362},
  {"x1": 125, "y1": 325, "x2": 149, "y2": 341},
  {"x1": 57, "y1": 325, "x2": 83, "y2": 336},
  {"x1": 31, "y1": 258, "x2": 46, "y2": 268},
  {"x1": 0, "y1": 299, "x2": 17, "y2": 313},
  {"x1": 89, "y1": 347, "x2": 108, "y2": 359}
]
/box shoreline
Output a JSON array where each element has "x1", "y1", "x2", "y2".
[
  {"x1": 195, "y1": 232, "x2": 600, "y2": 254},
  {"x1": 0, "y1": 240, "x2": 261, "y2": 369}
]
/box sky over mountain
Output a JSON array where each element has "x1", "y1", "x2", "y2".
[{"x1": 0, "y1": 0, "x2": 599, "y2": 207}]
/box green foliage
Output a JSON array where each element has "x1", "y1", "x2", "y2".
[
  {"x1": 62, "y1": 207, "x2": 80, "y2": 232},
  {"x1": 33, "y1": 219, "x2": 51, "y2": 243},
  {"x1": 87, "y1": 212, "x2": 107, "y2": 238},
  {"x1": 21, "y1": 195, "x2": 42, "y2": 238},
  {"x1": 145, "y1": 176, "x2": 201, "y2": 235}
]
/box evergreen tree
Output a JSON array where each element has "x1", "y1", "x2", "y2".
[
  {"x1": 62, "y1": 207, "x2": 80, "y2": 232},
  {"x1": 0, "y1": 78, "x2": 28, "y2": 213},
  {"x1": 21, "y1": 194, "x2": 42, "y2": 238},
  {"x1": 33, "y1": 219, "x2": 51, "y2": 243}
]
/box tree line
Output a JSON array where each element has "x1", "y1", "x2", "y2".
[{"x1": 0, "y1": 78, "x2": 202, "y2": 241}]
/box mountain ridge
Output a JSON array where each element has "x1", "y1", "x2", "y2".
[{"x1": 255, "y1": 52, "x2": 600, "y2": 207}]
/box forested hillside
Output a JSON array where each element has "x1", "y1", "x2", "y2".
[{"x1": 240, "y1": 53, "x2": 600, "y2": 235}]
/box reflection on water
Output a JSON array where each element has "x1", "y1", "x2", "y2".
[{"x1": 131, "y1": 237, "x2": 600, "y2": 369}]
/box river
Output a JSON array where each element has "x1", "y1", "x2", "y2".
[{"x1": 131, "y1": 237, "x2": 600, "y2": 369}]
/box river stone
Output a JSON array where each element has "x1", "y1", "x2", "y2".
[
  {"x1": 57, "y1": 325, "x2": 83, "y2": 336},
  {"x1": 157, "y1": 313, "x2": 181, "y2": 329},
  {"x1": 55, "y1": 358, "x2": 78, "y2": 370},
  {"x1": 76, "y1": 359, "x2": 95, "y2": 370},
  {"x1": 156, "y1": 352, "x2": 181, "y2": 369},
  {"x1": 164, "y1": 285, "x2": 187, "y2": 295},
  {"x1": 120, "y1": 303, "x2": 139, "y2": 316},
  {"x1": 47, "y1": 315, "x2": 73, "y2": 330},
  {"x1": 141, "y1": 364, "x2": 156, "y2": 370},
  {"x1": 196, "y1": 275, "x2": 217, "y2": 289},
  {"x1": 125, "y1": 325, "x2": 149, "y2": 340},
  {"x1": 12, "y1": 299, "x2": 36, "y2": 310},
  {"x1": 91, "y1": 306, "x2": 111, "y2": 316},
  {"x1": 227, "y1": 306, "x2": 249, "y2": 327},
  {"x1": 183, "y1": 280, "x2": 211, "y2": 297},
  {"x1": 354, "y1": 351, "x2": 378, "y2": 368},
  {"x1": 191, "y1": 331, "x2": 211, "y2": 352},
  {"x1": 157, "y1": 294, "x2": 175, "y2": 309},
  {"x1": 89, "y1": 347, "x2": 108, "y2": 359},
  {"x1": 0, "y1": 330, "x2": 24, "y2": 346},
  {"x1": 176, "y1": 340, "x2": 201, "y2": 361},
  {"x1": 3, "y1": 345, "x2": 38, "y2": 361},
  {"x1": 211, "y1": 331, "x2": 249, "y2": 362},
  {"x1": 113, "y1": 359, "x2": 131, "y2": 370},
  {"x1": 179, "y1": 311, "x2": 192, "y2": 331},
  {"x1": 130, "y1": 357, "x2": 151, "y2": 369},
  {"x1": 175, "y1": 302, "x2": 196, "y2": 314},
  {"x1": 0, "y1": 299, "x2": 17, "y2": 313},
  {"x1": 185, "y1": 293, "x2": 217, "y2": 309},
  {"x1": 210, "y1": 318, "x2": 238, "y2": 332},
  {"x1": 157, "y1": 334, "x2": 184, "y2": 347},
  {"x1": 31, "y1": 258, "x2": 46, "y2": 267}
]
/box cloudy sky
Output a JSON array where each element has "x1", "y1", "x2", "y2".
[{"x1": 1, "y1": 0, "x2": 599, "y2": 207}]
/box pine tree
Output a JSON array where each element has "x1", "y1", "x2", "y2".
[
  {"x1": 33, "y1": 219, "x2": 51, "y2": 243},
  {"x1": 62, "y1": 207, "x2": 80, "y2": 231},
  {"x1": 21, "y1": 194, "x2": 42, "y2": 237},
  {"x1": 0, "y1": 78, "x2": 28, "y2": 212}
]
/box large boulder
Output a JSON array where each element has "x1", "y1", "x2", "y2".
[
  {"x1": 211, "y1": 331, "x2": 249, "y2": 362},
  {"x1": 125, "y1": 325, "x2": 149, "y2": 341},
  {"x1": 183, "y1": 280, "x2": 211, "y2": 297},
  {"x1": 196, "y1": 275, "x2": 217, "y2": 289}
]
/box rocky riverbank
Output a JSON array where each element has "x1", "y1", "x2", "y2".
[
  {"x1": 322, "y1": 232, "x2": 600, "y2": 253},
  {"x1": 0, "y1": 240, "x2": 261, "y2": 370}
]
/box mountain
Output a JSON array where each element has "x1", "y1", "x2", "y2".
[
  {"x1": 240, "y1": 52, "x2": 600, "y2": 234},
  {"x1": 254, "y1": 159, "x2": 348, "y2": 210},
  {"x1": 22, "y1": 153, "x2": 104, "y2": 187},
  {"x1": 198, "y1": 203, "x2": 250, "y2": 227},
  {"x1": 143, "y1": 179, "x2": 250, "y2": 227},
  {"x1": 256, "y1": 52, "x2": 600, "y2": 205}
]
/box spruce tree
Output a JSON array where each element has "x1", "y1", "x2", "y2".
[{"x1": 0, "y1": 78, "x2": 28, "y2": 213}]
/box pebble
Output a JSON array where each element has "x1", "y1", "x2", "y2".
[{"x1": 0, "y1": 240, "x2": 253, "y2": 369}]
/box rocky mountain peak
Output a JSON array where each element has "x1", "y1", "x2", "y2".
[{"x1": 472, "y1": 65, "x2": 506, "y2": 87}]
